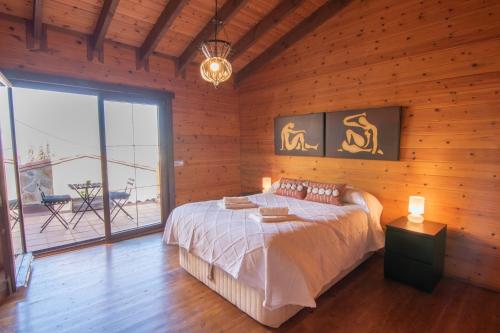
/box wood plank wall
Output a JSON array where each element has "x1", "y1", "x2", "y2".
[
  {"x1": 0, "y1": 18, "x2": 241, "y2": 206},
  {"x1": 238, "y1": 0, "x2": 500, "y2": 290}
]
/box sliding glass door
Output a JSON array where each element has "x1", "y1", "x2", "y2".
[
  {"x1": 8, "y1": 88, "x2": 103, "y2": 251},
  {"x1": 103, "y1": 98, "x2": 163, "y2": 234},
  {"x1": 0, "y1": 87, "x2": 24, "y2": 255},
  {"x1": 1, "y1": 70, "x2": 174, "y2": 254}
]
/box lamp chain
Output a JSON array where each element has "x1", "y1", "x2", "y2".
[{"x1": 215, "y1": 0, "x2": 218, "y2": 54}]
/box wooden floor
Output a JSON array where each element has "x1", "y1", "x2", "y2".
[{"x1": 0, "y1": 234, "x2": 498, "y2": 333}]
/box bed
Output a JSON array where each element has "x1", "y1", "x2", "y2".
[{"x1": 163, "y1": 189, "x2": 385, "y2": 327}]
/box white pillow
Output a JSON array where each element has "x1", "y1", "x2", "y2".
[
  {"x1": 266, "y1": 180, "x2": 281, "y2": 193},
  {"x1": 342, "y1": 186, "x2": 385, "y2": 249}
]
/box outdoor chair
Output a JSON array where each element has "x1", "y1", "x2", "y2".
[
  {"x1": 109, "y1": 178, "x2": 135, "y2": 223},
  {"x1": 8, "y1": 199, "x2": 20, "y2": 230},
  {"x1": 38, "y1": 184, "x2": 72, "y2": 233}
]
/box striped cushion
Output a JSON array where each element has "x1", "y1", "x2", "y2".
[
  {"x1": 305, "y1": 182, "x2": 345, "y2": 205},
  {"x1": 275, "y1": 178, "x2": 308, "y2": 199}
]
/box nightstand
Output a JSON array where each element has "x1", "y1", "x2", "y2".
[{"x1": 384, "y1": 217, "x2": 446, "y2": 292}]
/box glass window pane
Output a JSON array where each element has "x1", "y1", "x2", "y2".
[
  {"x1": 105, "y1": 101, "x2": 161, "y2": 234},
  {"x1": 132, "y1": 103, "x2": 158, "y2": 146},
  {"x1": 134, "y1": 146, "x2": 160, "y2": 188},
  {"x1": 11, "y1": 88, "x2": 103, "y2": 251},
  {"x1": 136, "y1": 185, "x2": 161, "y2": 227},
  {"x1": 104, "y1": 101, "x2": 134, "y2": 146}
]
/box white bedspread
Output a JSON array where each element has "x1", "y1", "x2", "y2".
[{"x1": 163, "y1": 191, "x2": 384, "y2": 310}]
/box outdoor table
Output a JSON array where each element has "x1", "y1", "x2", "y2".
[{"x1": 68, "y1": 182, "x2": 104, "y2": 228}]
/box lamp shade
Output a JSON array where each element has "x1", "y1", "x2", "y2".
[
  {"x1": 262, "y1": 177, "x2": 272, "y2": 192},
  {"x1": 408, "y1": 196, "x2": 425, "y2": 215}
]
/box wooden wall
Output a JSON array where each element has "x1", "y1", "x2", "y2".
[
  {"x1": 238, "y1": 0, "x2": 500, "y2": 290},
  {"x1": 0, "y1": 0, "x2": 498, "y2": 292},
  {"x1": 0, "y1": 17, "x2": 241, "y2": 206}
]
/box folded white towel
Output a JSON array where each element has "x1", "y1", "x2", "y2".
[
  {"x1": 249, "y1": 213, "x2": 296, "y2": 223},
  {"x1": 219, "y1": 201, "x2": 258, "y2": 210},
  {"x1": 258, "y1": 207, "x2": 289, "y2": 216},
  {"x1": 223, "y1": 196, "x2": 250, "y2": 204}
]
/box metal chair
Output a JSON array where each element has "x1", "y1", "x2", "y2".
[
  {"x1": 38, "y1": 184, "x2": 72, "y2": 233},
  {"x1": 8, "y1": 199, "x2": 20, "y2": 230},
  {"x1": 109, "y1": 178, "x2": 135, "y2": 222}
]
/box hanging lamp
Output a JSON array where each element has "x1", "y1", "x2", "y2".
[{"x1": 199, "y1": 0, "x2": 232, "y2": 87}]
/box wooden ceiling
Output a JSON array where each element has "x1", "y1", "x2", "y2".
[{"x1": 0, "y1": 0, "x2": 351, "y2": 82}]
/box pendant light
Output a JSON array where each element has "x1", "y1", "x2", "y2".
[{"x1": 199, "y1": 0, "x2": 232, "y2": 87}]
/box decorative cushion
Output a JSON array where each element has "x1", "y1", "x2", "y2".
[
  {"x1": 41, "y1": 194, "x2": 72, "y2": 204},
  {"x1": 275, "y1": 178, "x2": 308, "y2": 199},
  {"x1": 304, "y1": 182, "x2": 345, "y2": 205},
  {"x1": 109, "y1": 191, "x2": 130, "y2": 200}
]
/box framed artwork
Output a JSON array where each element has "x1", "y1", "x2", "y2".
[
  {"x1": 274, "y1": 113, "x2": 324, "y2": 157},
  {"x1": 325, "y1": 107, "x2": 401, "y2": 161}
]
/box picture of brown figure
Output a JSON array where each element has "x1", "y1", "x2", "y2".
[
  {"x1": 337, "y1": 113, "x2": 383, "y2": 155},
  {"x1": 280, "y1": 122, "x2": 319, "y2": 151}
]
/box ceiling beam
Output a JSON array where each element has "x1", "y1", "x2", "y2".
[
  {"x1": 231, "y1": 0, "x2": 305, "y2": 61},
  {"x1": 0, "y1": 11, "x2": 199, "y2": 68},
  {"x1": 176, "y1": 0, "x2": 249, "y2": 73},
  {"x1": 32, "y1": 0, "x2": 43, "y2": 46},
  {"x1": 136, "y1": 0, "x2": 189, "y2": 69},
  {"x1": 235, "y1": 0, "x2": 351, "y2": 85},
  {"x1": 27, "y1": 0, "x2": 45, "y2": 49},
  {"x1": 88, "y1": 0, "x2": 121, "y2": 62}
]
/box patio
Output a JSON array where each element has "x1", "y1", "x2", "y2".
[{"x1": 10, "y1": 201, "x2": 162, "y2": 253}]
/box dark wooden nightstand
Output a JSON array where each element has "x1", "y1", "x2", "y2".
[{"x1": 384, "y1": 216, "x2": 446, "y2": 292}]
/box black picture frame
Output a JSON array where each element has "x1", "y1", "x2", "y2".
[
  {"x1": 325, "y1": 107, "x2": 401, "y2": 161},
  {"x1": 274, "y1": 113, "x2": 325, "y2": 157}
]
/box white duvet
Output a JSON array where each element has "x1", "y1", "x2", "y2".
[{"x1": 163, "y1": 190, "x2": 384, "y2": 310}]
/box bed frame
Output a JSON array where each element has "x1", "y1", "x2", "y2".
[{"x1": 179, "y1": 248, "x2": 373, "y2": 328}]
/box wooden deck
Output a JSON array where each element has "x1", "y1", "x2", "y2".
[
  {"x1": 0, "y1": 233, "x2": 498, "y2": 333},
  {"x1": 10, "y1": 202, "x2": 161, "y2": 253}
]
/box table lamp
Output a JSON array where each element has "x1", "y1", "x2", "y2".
[
  {"x1": 262, "y1": 177, "x2": 272, "y2": 193},
  {"x1": 408, "y1": 195, "x2": 425, "y2": 223}
]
